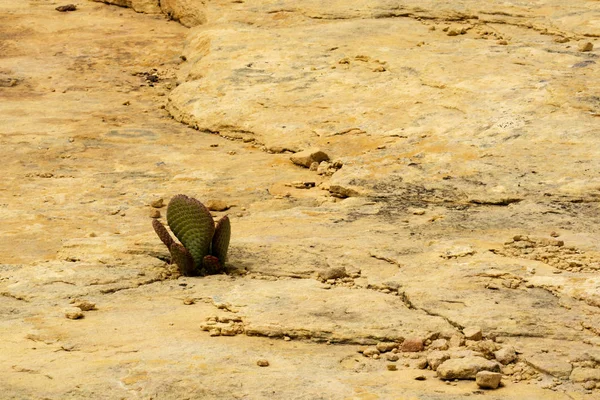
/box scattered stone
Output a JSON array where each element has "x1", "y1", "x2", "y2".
[
  {"x1": 436, "y1": 357, "x2": 501, "y2": 380},
  {"x1": 441, "y1": 246, "x2": 475, "y2": 259},
  {"x1": 309, "y1": 161, "x2": 319, "y2": 171},
  {"x1": 415, "y1": 375, "x2": 426, "y2": 381},
  {"x1": 183, "y1": 298, "x2": 195, "y2": 305},
  {"x1": 578, "y1": 41, "x2": 594, "y2": 52},
  {"x1": 387, "y1": 364, "x2": 397, "y2": 371},
  {"x1": 447, "y1": 27, "x2": 461, "y2": 36},
  {"x1": 450, "y1": 349, "x2": 484, "y2": 359},
  {"x1": 372, "y1": 66, "x2": 386, "y2": 72},
  {"x1": 429, "y1": 339, "x2": 449, "y2": 351},
  {"x1": 150, "y1": 209, "x2": 161, "y2": 218},
  {"x1": 476, "y1": 371, "x2": 502, "y2": 389},
  {"x1": 220, "y1": 327, "x2": 237, "y2": 336},
  {"x1": 290, "y1": 181, "x2": 316, "y2": 189},
  {"x1": 415, "y1": 359, "x2": 428, "y2": 369},
  {"x1": 362, "y1": 347, "x2": 380, "y2": 357},
  {"x1": 570, "y1": 367, "x2": 600, "y2": 383},
  {"x1": 55, "y1": 4, "x2": 77, "y2": 12},
  {"x1": 64, "y1": 308, "x2": 84, "y2": 320},
  {"x1": 206, "y1": 200, "x2": 229, "y2": 211},
  {"x1": 209, "y1": 328, "x2": 221, "y2": 336},
  {"x1": 290, "y1": 148, "x2": 330, "y2": 168},
  {"x1": 497, "y1": 40, "x2": 508, "y2": 45},
  {"x1": 257, "y1": 359, "x2": 270, "y2": 367},
  {"x1": 463, "y1": 326, "x2": 483, "y2": 341},
  {"x1": 494, "y1": 346, "x2": 517, "y2": 365},
  {"x1": 317, "y1": 267, "x2": 348, "y2": 281},
  {"x1": 150, "y1": 198, "x2": 164, "y2": 208},
  {"x1": 449, "y1": 334, "x2": 465, "y2": 348},
  {"x1": 466, "y1": 340, "x2": 498, "y2": 358},
  {"x1": 401, "y1": 338, "x2": 424, "y2": 352},
  {"x1": 376, "y1": 342, "x2": 398, "y2": 353},
  {"x1": 73, "y1": 300, "x2": 96, "y2": 311},
  {"x1": 583, "y1": 381, "x2": 596, "y2": 390},
  {"x1": 386, "y1": 353, "x2": 399, "y2": 362},
  {"x1": 554, "y1": 36, "x2": 569, "y2": 43},
  {"x1": 427, "y1": 351, "x2": 451, "y2": 371}
]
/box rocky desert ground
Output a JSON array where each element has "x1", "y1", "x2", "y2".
[{"x1": 1, "y1": 0, "x2": 599, "y2": 399}]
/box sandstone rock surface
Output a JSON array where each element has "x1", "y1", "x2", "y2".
[{"x1": 1, "y1": 0, "x2": 599, "y2": 398}]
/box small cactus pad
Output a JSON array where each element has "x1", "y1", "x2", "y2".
[
  {"x1": 152, "y1": 219, "x2": 174, "y2": 249},
  {"x1": 212, "y1": 215, "x2": 231, "y2": 265},
  {"x1": 202, "y1": 255, "x2": 222, "y2": 275},
  {"x1": 169, "y1": 243, "x2": 196, "y2": 276},
  {"x1": 167, "y1": 194, "x2": 215, "y2": 269}
]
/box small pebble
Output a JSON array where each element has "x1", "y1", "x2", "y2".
[
  {"x1": 55, "y1": 4, "x2": 77, "y2": 12},
  {"x1": 206, "y1": 200, "x2": 229, "y2": 211},
  {"x1": 64, "y1": 308, "x2": 84, "y2": 320},
  {"x1": 150, "y1": 209, "x2": 161, "y2": 218},
  {"x1": 582, "y1": 381, "x2": 595, "y2": 390},
  {"x1": 74, "y1": 300, "x2": 96, "y2": 311},
  {"x1": 387, "y1": 364, "x2": 397, "y2": 371},
  {"x1": 578, "y1": 41, "x2": 594, "y2": 52},
  {"x1": 150, "y1": 198, "x2": 164, "y2": 208},
  {"x1": 257, "y1": 359, "x2": 270, "y2": 367},
  {"x1": 183, "y1": 298, "x2": 195, "y2": 305},
  {"x1": 415, "y1": 375, "x2": 426, "y2": 381},
  {"x1": 362, "y1": 347, "x2": 380, "y2": 357}
]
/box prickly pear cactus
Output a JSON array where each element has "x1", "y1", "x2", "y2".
[
  {"x1": 167, "y1": 194, "x2": 215, "y2": 270},
  {"x1": 152, "y1": 194, "x2": 231, "y2": 276},
  {"x1": 212, "y1": 215, "x2": 231, "y2": 264}
]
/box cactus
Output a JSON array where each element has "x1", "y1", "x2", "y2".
[{"x1": 152, "y1": 194, "x2": 231, "y2": 276}]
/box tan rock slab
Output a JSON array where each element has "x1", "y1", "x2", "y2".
[{"x1": 436, "y1": 357, "x2": 501, "y2": 380}]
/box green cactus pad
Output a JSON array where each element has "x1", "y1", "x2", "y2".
[
  {"x1": 152, "y1": 219, "x2": 174, "y2": 249},
  {"x1": 212, "y1": 215, "x2": 231, "y2": 265},
  {"x1": 170, "y1": 243, "x2": 196, "y2": 276},
  {"x1": 167, "y1": 194, "x2": 215, "y2": 269}
]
